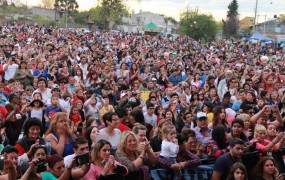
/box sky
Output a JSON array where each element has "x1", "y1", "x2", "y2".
[{"x1": 22, "y1": 0, "x2": 285, "y2": 22}]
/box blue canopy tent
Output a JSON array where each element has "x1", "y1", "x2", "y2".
[{"x1": 250, "y1": 32, "x2": 273, "y2": 41}]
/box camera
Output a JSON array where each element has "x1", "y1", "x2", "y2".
[
  {"x1": 76, "y1": 153, "x2": 90, "y2": 166},
  {"x1": 36, "y1": 158, "x2": 47, "y2": 173}
]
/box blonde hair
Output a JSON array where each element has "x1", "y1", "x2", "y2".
[
  {"x1": 132, "y1": 123, "x2": 146, "y2": 135},
  {"x1": 45, "y1": 112, "x2": 68, "y2": 136},
  {"x1": 254, "y1": 124, "x2": 266, "y2": 139},
  {"x1": 236, "y1": 113, "x2": 250, "y2": 121},
  {"x1": 117, "y1": 131, "x2": 137, "y2": 155},
  {"x1": 153, "y1": 119, "x2": 172, "y2": 140},
  {"x1": 91, "y1": 139, "x2": 111, "y2": 162},
  {"x1": 162, "y1": 124, "x2": 176, "y2": 139}
]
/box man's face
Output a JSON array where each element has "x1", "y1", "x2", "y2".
[
  {"x1": 74, "y1": 143, "x2": 89, "y2": 155},
  {"x1": 147, "y1": 106, "x2": 155, "y2": 115},
  {"x1": 197, "y1": 118, "x2": 208, "y2": 129},
  {"x1": 230, "y1": 144, "x2": 244, "y2": 159}
]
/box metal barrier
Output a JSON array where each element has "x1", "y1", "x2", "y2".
[{"x1": 150, "y1": 151, "x2": 261, "y2": 180}]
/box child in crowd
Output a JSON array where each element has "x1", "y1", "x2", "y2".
[
  {"x1": 44, "y1": 96, "x2": 66, "y2": 129},
  {"x1": 160, "y1": 124, "x2": 181, "y2": 180},
  {"x1": 69, "y1": 105, "x2": 82, "y2": 128}
]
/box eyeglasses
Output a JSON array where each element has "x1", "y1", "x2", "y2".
[{"x1": 112, "y1": 118, "x2": 119, "y2": 121}]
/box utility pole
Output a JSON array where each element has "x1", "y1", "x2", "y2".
[
  {"x1": 65, "y1": 0, "x2": 69, "y2": 29},
  {"x1": 254, "y1": 0, "x2": 258, "y2": 32}
]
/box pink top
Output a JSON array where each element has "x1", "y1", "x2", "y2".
[
  {"x1": 250, "y1": 139, "x2": 277, "y2": 153},
  {"x1": 83, "y1": 161, "x2": 128, "y2": 180}
]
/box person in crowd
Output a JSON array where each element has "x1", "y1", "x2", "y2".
[
  {"x1": 150, "y1": 119, "x2": 172, "y2": 153},
  {"x1": 159, "y1": 124, "x2": 181, "y2": 180},
  {"x1": 252, "y1": 156, "x2": 283, "y2": 180},
  {"x1": 212, "y1": 138, "x2": 245, "y2": 180},
  {"x1": 99, "y1": 112, "x2": 121, "y2": 153},
  {"x1": 115, "y1": 131, "x2": 156, "y2": 180},
  {"x1": 226, "y1": 162, "x2": 248, "y2": 180},
  {"x1": 45, "y1": 112, "x2": 76, "y2": 157},
  {"x1": 85, "y1": 125, "x2": 99, "y2": 150},
  {"x1": 0, "y1": 145, "x2": 18, "y2": 179},
  {"x1": 227, "y1": 119, "x2": 249, "y2": 143},
  {"x1": 209, "y1": 125, "x2": 228, "y2": 158},
  {"x1": 64, "y1": 137, "x2": 89, "y2": 167},
  {"x1": 193, "y1": 112, "x2": 212, "y2": 144},
  {"x1": 32, "y1": 78, "x2": 51, "y2": 104},
  {"x1": 250, "y1": 124, "x2": 285, "y2": 154},
  {"x1": 15, "y1": 117, "x2": 45, "y2": 165},
  {"x1": 3, "y1": 108, "x2": 26, "y2": 145},
  {"x1": 83, "y1": 139, "x2": 128, "y2": 179}
]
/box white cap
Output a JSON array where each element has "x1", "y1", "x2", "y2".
[
  {"x1": 197, "y1": 112, "x2": 207, "y2": 119},
  {"x1": 151, "y1": 78, "x2": 157, "y2": 81},
  {"x1": 120, "y1": 93, "x2": 127, "y2": 98}
]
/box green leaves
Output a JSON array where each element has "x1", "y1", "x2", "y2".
[{"x1": 179, "y1": 10, "x2": 218, "y2": 41}]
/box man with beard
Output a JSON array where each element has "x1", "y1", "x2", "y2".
[{"x1": 211, "y1": 138, "x2": 245, "y2": 180}]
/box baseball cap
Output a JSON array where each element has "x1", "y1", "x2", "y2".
[{"x1": 197, "y1": 112, "x2": 207, "y2": 119}]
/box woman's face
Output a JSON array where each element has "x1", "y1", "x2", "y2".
[
  {"x1": 165, "y1": 112, "x2": 172, "y2": 120},
  {"x1": 28, "y1": 126, "x2": 41, "y2": 140},
  {"x1": 56, "y1": 115, "x2": 68, "y2": 131},
  {"x1": 219, "y1": 110, "x2": 226, "y2": 120},
  {"x1": 90, "y1": 127, "x2": 99, "y2": 142},
  {"x1": 21, "y1": 92, "x2": 27, "y2": 99},
  {"x1": 33, "y1": 148, "x2": 47, "y2": 160},
  {"x1": 267, "y1": 124, "x2": 277, "y2": 137},
  {"x1": 233, "y1": 168, "x2": 245, "y2": 180},
  {"x1": 263, "y1": 160, "x2": 275, "y2": 175},
  {"x1": 243, "y1": 116, "x2": 250, "y2": 129},
  {"x1": 76, "y1": 69, "x2": 81, "y2": 75},
  {"x1": 77, "y1": 90, "x2": 83, "y2": 97},
  {"x1": 125, "y1": 134, "x2": 137, "y2": 152},
  {"x1": 256, "y1": 130, "x2": 266, "y2": 141},
  {"x1": 232, "y1": 123, "x2": 243, "y2": 136},
  {"x1": 99, "y1": 144, "x2": 111, "y2": 160},
  {"x1": 246, "y1": 93, "x2": 253, "y2": 101},
  {"x1": 51, "y1": 161, "x2": 65, "y2": 178},
  {"x1": 33, "y1": 93, "x2": 42, "y2": 100},
  {"x1": 186, "y1": 137, "x2": 197, "y2": 152}
]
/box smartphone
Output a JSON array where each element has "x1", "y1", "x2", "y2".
[
  {"x1": 0, "y1": 155, "x2": 4, "y2": 170},
  {"x1": 76, "y1": 153, "x2": 90, "y2": 166},
  {"x1": 36, "y1": 158, "x2": 47, "y2": 173}
]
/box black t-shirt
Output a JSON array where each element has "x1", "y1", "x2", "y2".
[{"x1": 213, "y1": 153, "x2": 242, "y2": 180}]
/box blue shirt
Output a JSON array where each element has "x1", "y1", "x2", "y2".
[
  {"x1": 169, "y1": 75, "x2": 182, "y2": 86},
  {"x1": 45, "y1": 105, "x2": 62, "y2": 127},
  {"x1": 33, "y1": 69, "x2": 48, "y2": 79}
]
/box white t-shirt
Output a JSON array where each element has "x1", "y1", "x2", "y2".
[
  {"x1": 4, "y1": 63, "x2": 18, "y2": 80},
  {"x1": 143, "y1": 112, "x2": 157, "y2": 127},
  {"x1": 33, "y1": 88, "x2": 52, "y2": 104},
  {"x1": 99, "y1": 128, "x2": 121, "y2": 149},
  {"x1": 160, "y1": 140, "x2": 179, "y2": 158}
]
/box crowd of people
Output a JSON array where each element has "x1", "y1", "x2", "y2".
[{"x1": 0, "y1": 22, "x2": 285, "y2": 180}]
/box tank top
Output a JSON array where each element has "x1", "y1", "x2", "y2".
[
  {"x1": 52, "y1": 132, "x2": 74, "y2": 157},
  {"x1": 30, "y1": 108, "x2": 43, "y2": 121}
]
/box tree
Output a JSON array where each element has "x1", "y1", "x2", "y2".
[
  {"x1": 179, "y1": 9, "x2": 218, "y2": 41},
  {"x1": 54, "y1": 0, "x2": 79, "y2": 11},
  {"x1": 277, "y1": 14, "x2": 285, "y2": 23},
  {"x1": 89, "y1": 0, "x2": 129, "y2": 29},
  {"x1": 40, "y1": 0, "x2": 55, "y2": 9},
  {"x1": 223, "y1": 0, "x2": 239, "y2": 37}
]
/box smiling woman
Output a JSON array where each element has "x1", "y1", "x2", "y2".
[{"x1": 15, "y1": 117, "x2": 45, "y2": 165}]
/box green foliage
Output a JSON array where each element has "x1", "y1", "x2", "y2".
[
  {"x1": 277, "y1": 14, "x2": 285, "y2": 23},
  {"x1": 70, "y1": 11, "x2": 89, "y2": 24},
  {"x1": 89, "y1": 0, "x2": 129, "y2": 29},
  {"x1": 54, "y1": 0, "x2": 79, "y2": 11},
  {"x1": 179, "y1": 9, "x2": 218, "y2": 41},
  {"x1": 223, "y1": 0, "x2": 239, "y2": 37}
]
